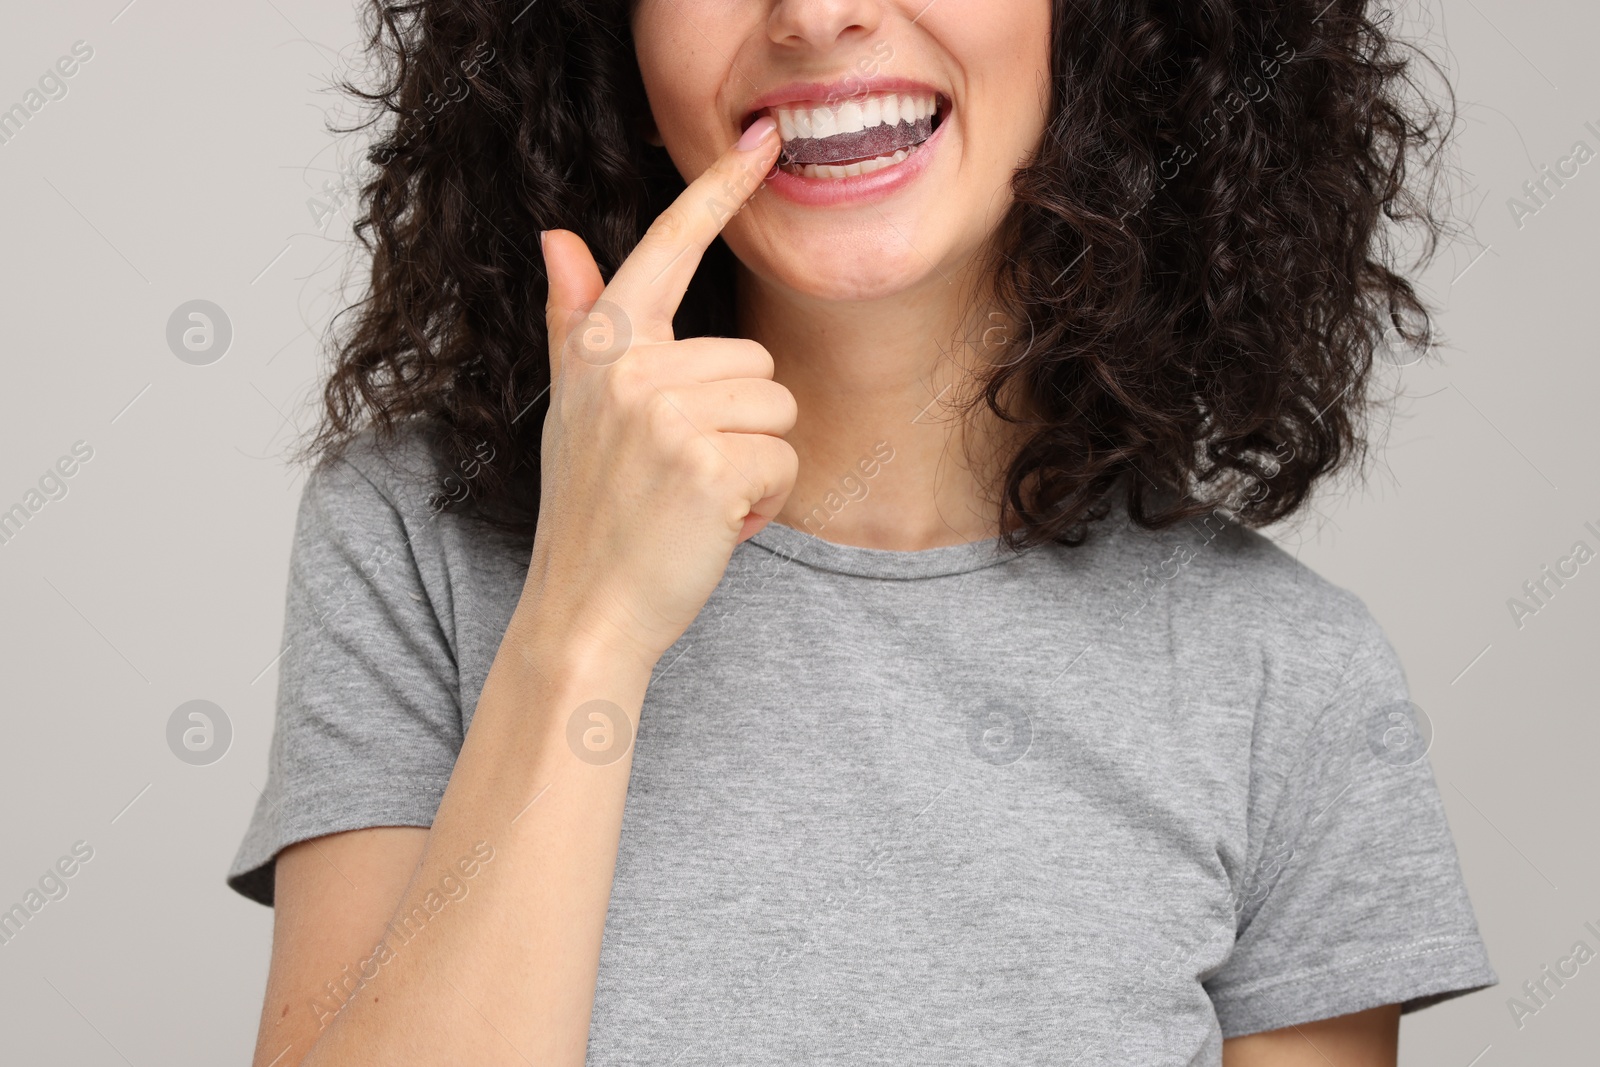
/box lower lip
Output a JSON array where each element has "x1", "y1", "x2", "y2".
[{"x1": 760, "y1": 116, "x2": 948, "y2": 207}]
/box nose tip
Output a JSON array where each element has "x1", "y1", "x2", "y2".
[{"x1": 766, "y1": 0, "x2": 882, "y2": 52}]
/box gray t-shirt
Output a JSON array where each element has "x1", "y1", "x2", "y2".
[{"x1": 229, "y1": 426, "x2": 1496, "y2": 1064}]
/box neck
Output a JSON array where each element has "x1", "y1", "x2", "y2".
[{"x1": 736, "y1": 259, "x2": 1023, "y2": 551}]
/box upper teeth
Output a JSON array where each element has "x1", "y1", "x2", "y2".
[{"x1": 772, "y1": 92, "x2": 938, "y2": 141}]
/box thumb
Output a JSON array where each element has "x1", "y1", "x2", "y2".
[{"x1": 541, "y1": 229, "x2": 606, "y2": 380}]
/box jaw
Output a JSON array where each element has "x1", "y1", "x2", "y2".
[
  {"x1": 732, "y1": 173, "x2": 978, "y2": 305},
  {"x1": 718, "y1": 86, "x2": 983, "y2": 299}
]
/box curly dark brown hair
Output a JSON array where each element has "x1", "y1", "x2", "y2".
[{"x1": 308, "y1": 0, "x2": 1454, "y2": 547}]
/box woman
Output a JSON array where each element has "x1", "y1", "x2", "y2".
[{"x1": 230, "y1": 2, "x2": 1495, "y2": 1064}]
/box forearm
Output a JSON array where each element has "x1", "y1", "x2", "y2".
[{"x1": 301, "y1": 605, "x2": 654, "y2": 1066}]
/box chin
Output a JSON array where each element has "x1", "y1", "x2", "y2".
[{"x1": 732, "y1": 222, "x2": 952, "y2": 304}]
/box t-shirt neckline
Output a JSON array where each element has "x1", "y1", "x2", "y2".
[{"x1": 745, "y1": 520, "x2": 1032, "y2": 580}]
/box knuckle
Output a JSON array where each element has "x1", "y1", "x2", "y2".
[
  {"x1": 642, "y1": 388, "x2": 690, "y2": 442},
  {"x1": 607, "y1": 358, "x2": 643, "y2": 394},
  {"x1": 602, "y1": 364, "x2": 640, "y2": 410},
  {"x1": 682, "y1": 438, "x2": 726, "y2": 486},
  {"x1": 748, "y1": 379, "x2": 796, "y2": 430},
  {"x1": 770, "y1": 382, "x2": 799, "y2": 424},
  {"x1": 759, "y1": 435, "x2": 795, "y2": 475},
  {"x1": 740, "y1": 339, "x2": 775, "y2": 377},
  {"x1": 608, "y1": 360, "x2": 660, "y2": 408}
]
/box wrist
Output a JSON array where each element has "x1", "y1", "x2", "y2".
[{"x1": 504, "y1": 592, "x2": 659, "y2": 696}]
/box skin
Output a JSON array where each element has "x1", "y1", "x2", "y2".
[
  {"x1": 253, "y1": 3, "x2": 1403, "y2": 1064},
  {"x1": 635, "y1": 0, "x2": 1053, "y2": 549}
]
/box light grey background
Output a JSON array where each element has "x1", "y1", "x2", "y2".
[{"x1": 0, "y1": 1, "x2": 1593, "y2": 1063}]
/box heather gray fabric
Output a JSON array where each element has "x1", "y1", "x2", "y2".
[{"x1": 229, "y1": 426, "x2": 1496, "y2": 1063}]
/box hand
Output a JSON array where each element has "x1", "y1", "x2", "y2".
[{"x1": 526, "y1": 117, "x2": 797, "y2": 666}]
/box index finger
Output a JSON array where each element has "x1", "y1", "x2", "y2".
[{"x1": 604, "y1": 116, "x2": 781, "y2": 332}]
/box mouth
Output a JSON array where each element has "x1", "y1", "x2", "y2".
[{"x1": 745, "y1": 88, "x2": 948, "y2": 180}]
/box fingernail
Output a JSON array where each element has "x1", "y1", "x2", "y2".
[
  {"x1": 737, "y1": 116, "x2": 777, "y2": 152},
  {"x1": 538, "y1": 230, "x2": 548, "y2": 253}
]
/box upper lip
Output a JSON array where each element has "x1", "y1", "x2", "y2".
[{"x1": 740, "y1": 76, "x2": 947, "y2": 130}]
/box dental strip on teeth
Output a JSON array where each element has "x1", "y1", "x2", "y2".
[
  {"x1": 766, "y1": 91, "x2": 941, "y2": 176},
  {"x1": 795, "y1": 148, "x2": 914, "y2": 179}
]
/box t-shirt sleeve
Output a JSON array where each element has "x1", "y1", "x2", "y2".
[
  {"x1": 226, "y1": 452, "x2": 463, "y2": 906},
  {"x1": 1202, "y1": 606, "x2": 1498, "y2": 1036}
]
